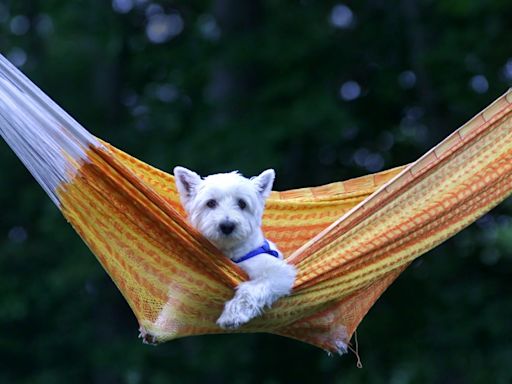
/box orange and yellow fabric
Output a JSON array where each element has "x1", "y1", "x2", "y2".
[{"x1": 0, "y1": 54, "x2": 511, "y2": 354}]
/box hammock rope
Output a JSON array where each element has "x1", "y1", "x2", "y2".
[{"x1": 0, "y1": 54, "x2": 511, "y2": 354}]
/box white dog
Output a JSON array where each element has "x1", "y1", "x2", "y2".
[{"x1": 174, "y1": 166, "x2": 297, "y2": 329}]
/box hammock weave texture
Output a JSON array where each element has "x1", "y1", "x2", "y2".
[{"x1": 0, "y1": 54, "x2": 511, "y2": 354}]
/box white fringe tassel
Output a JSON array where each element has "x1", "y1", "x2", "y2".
[{"x1": 0, "y1": 54, "x2": 101, "y2": 207}]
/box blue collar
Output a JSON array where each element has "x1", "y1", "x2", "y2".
[{"x1": 234, "y1": 240, "x2": 280, "y2": 263}]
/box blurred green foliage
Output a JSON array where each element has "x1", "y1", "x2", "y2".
[{"x1": 1, "y1": 0, "x2": 512, "y2": 383}]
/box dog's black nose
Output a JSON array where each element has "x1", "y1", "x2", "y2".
[{"x1": 219, "y1": 221, "x2": 236, "y2": 235}]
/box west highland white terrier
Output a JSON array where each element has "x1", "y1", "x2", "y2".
[{"x1": 174, "y1": 166, "x2": 297, "y2": 329}]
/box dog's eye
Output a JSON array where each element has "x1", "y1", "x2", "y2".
[
  {"x1": 238, "y1": 199, "x2": 247, "y2": 210},
  {"x1": 206, "y1": 199, "x2": 217, "y2": 209}
]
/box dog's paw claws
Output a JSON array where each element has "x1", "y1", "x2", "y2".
[
  {"x1": 216, "y1": 312, "x2": 250, "y2": 329},
  {"x1": 216, "y1": 319, "x2": 241, "y2": 329}
]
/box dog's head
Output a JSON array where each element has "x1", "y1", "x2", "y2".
[{"x1": 173, "y1": 166, "x2": 274, "y2": 251}]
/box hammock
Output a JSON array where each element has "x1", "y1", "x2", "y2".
[{"x1": 0, "y1": 54, "x2": 511, "y2": 354}]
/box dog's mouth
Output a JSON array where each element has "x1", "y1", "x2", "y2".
[
  {"x1": 212, "y1": 226, "x2": 247, "y2": 245},
  {"x1": 197, "y1": 219, "x2": 251, "y2": 250},
  {"x1": 217, "y1": 229, "x2": 242, "y2": 241}
]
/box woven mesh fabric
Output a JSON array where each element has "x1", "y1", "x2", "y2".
[
  {"x1": 1, "y1": 53, "x2": 511, "y2": 353},
  {"x1": 59, "y1": 89, "x2": 512, "y2": 352}
]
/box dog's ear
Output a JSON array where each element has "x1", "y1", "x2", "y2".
[
  {"x1": 252, "y1": 169, "x2": 275, "y2": 199},
  {"x1": 174, "y1": 166, "x2": 202, "y2": 203}
]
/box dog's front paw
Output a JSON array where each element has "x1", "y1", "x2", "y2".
[
  {"x1": 216, "y1": 291, "x2": 260, "y2": 329},
  {"x1": 216, "y1": 300, "x2": 252, "y2": 329},
  {"x1": 216, "y1": 308, "x2": 249, "y2": 329}
]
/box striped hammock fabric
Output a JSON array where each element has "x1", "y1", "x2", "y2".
[{"x1": 0, "y1": 54, "x2": 511, "y2": 354}]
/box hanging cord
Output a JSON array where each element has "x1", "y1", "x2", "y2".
[{"x1": 348, "y1": 330, "x2": 363, "y2": 368}]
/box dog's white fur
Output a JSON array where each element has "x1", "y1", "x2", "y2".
[{"x1": 174, "y1": 166, "x2": 297, "y2": 329}]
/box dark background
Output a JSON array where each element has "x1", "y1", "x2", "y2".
[{"x1": 1, "y1": 1, "x2": 512, "y2": 383}]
